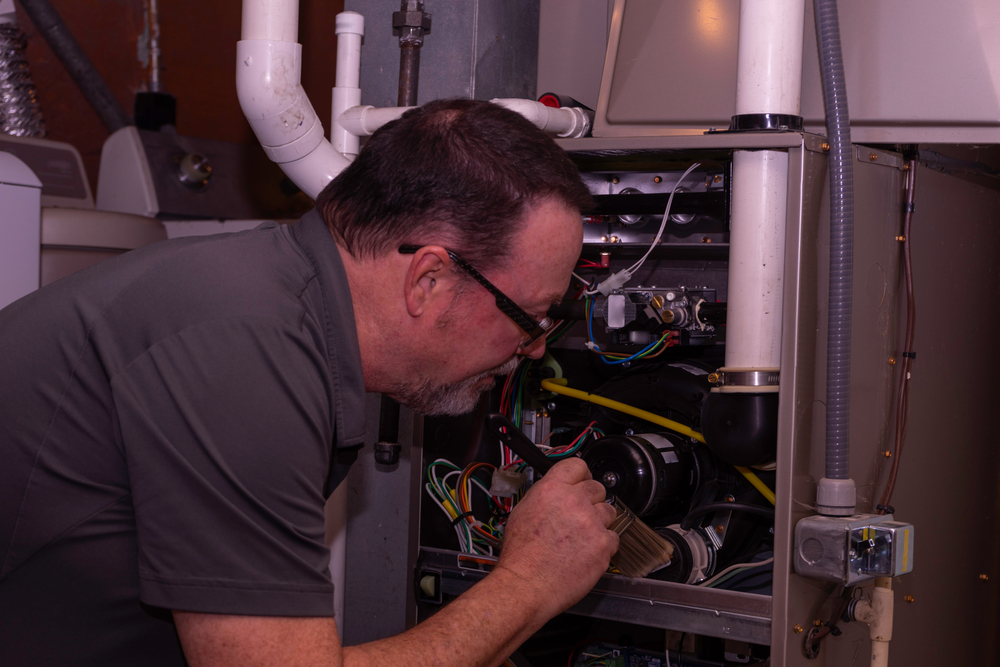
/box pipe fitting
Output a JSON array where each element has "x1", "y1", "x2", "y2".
[
  {"x1": 845, "y1": 577, "x2": 893, "y2": 667},
  {"x1": 236, "y1": 40, "x2": 328, "y2": 162},
  {"x1": 337, "y1": 105, "x2": 412, "y2": 138},
  {"x1": 489, "y1": 98, "x2": 592, "y2": 138}
]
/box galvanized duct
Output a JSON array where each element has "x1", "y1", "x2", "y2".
[{"x1": 0, "y1": 22, "x2": 46, "y2": 137}]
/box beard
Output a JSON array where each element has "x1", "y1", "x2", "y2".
[{"x1": 387, "y1": 356, "x2": 521, "y2": 416}]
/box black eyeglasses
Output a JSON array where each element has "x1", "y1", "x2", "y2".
[{"x1": 399, "y1": 245, "x2": 552, "y2": 347}]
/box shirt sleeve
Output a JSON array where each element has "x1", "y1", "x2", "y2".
[{"x1": 110, "y1": 315, "x2": 337, "y2": 616}]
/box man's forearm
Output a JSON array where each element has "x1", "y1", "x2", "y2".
[{"x1": 344, "y1": 564, "x2": 550, "y2": 667}]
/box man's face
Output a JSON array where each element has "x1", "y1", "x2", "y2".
[{"x1": 388, "y1": 198, "x2": 584, "y2": 416}]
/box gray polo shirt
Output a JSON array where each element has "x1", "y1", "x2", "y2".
[{"x1": 0, "y1": 209, "x2": 366, "y2": 665}]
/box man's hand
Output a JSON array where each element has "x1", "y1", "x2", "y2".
[
  {"x1": 494, "y1": 457, "x2": 620, "y2": 621},
  {"x1": 175, "y1": 459, "x2": 619, "y2": 667}
]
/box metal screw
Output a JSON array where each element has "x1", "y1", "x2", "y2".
[
  {"x1": 888, "y1": 357, "x2": 897, "y2": 365},
  {"x1": 884, "y1": 451, "x2": 892, "y2": 458},
  {"x1": 821, "y1": 142, "x2": 830, "y2": 151},
  {"x1": 724, "y1": 495, "x2": 736, "y2": 502},
  {"x1": 546, "y1": 402, "x2": 557, "y2": 411},
  {"x1": 904, "y1": 596, "x2": 915, "y2": 603},
  {"x1": 622, "y1": 361, "x2": 631, "y2": 369},
  {"x1": 895, "y1": 235, "x2": 906, "y2": 241},
  {"x1": 651, "y1": 295, "x2": 665, "y2": 309},
  {"x1": 813, "y1": 619, "x2": 823, "y2": 627},
  {"x1": 612, "y1": 177, "x2": 620, "y2": 184},
  {"x1": 902, "y1": 163, "x2": 910, "y2": 171},
  {"x1": 610, "y1": 235, "x2": 619, "y2": 243},
  {"x1": 980, "y1": 574, "x2": 989, "y2": 581},
  {"x1": 654, "y1": 176, "x2": 662, "y2": 184},
  {"x1": 707, "y1": 372, "x2": 720, "y2": 384},
  {"x1": 793, "y1": 625, "x2": 804, "y2": 634},
  {"x1": 870, "y1": 153, "x2": 878, "y2": 162},
  {"x1": 714, "y1": 175, "x2": 723, "y2": 184},
  {"x1": 624, "y1": 428, "x2": 634, "y2": 436},
  {"x1": 602, "y1": 471, "x2": 619, "y2": 487},
  {"x1": 714, "y1": 524, "x2": 725, "y2": 534},
  {"x1": 702, "y1": 236, "x2": 712, "y2": 243},
  {"x1": 601, "y1": 236, "x2": 608, "y2": 242}
]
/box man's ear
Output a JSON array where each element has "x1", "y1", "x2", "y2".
[{"x1": 403, "y1": 246, "x2": 452, "y2": 317}]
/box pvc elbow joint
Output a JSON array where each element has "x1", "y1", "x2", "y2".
[{"x1": 236, "y1": 40, "x2": 323, "y2": 162}]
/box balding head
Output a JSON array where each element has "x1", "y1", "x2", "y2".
[{"x1": 316, "y1": 98, "x2": 593, "y2": 273}]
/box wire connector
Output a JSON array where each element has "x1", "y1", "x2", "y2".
[
  {"x1": 595, "y1": 269, "x2": 631, "y2": 296},
  {"x1": 489, "y1": 467, "x2": 529, "y2": 498}
]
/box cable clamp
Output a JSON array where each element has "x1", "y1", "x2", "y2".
[
  {"x1": 901, "y1": 351, "x2": 916, "y2": 359},
  {"x1": 451, "y1": 511, "x2": 476, "y2": 527},
  {"x1": 904, "y1": 202, "x2": 916, "y2": 213},
  {"x1": 824, "y1": 622, "x2": 843, "y2": 637},
  {"x1": 875, "y1": 504, "x2": 895, "y2": 514}
]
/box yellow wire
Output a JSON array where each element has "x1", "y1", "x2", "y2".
[
  {"x1": 540, "y1": 378, "x2": 776, "y2": 506},
  {"x1": 733, "y1": 466, "x2": 776, "y2": 505},
  {"x1": 541, "y1": 378, "x2": 705, "y2": 442}
]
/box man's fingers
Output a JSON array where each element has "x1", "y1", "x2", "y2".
[
  {"x1": 581, "y1": 479, "x2": 608, "y2": 505},
  {"x1": 543, "y1": 456, "x2": 592, "y2": 484},
  {"x1": 598, "y1": 498, "x2": 619, "y2": 529}
]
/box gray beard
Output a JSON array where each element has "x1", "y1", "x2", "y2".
[{"x1": 388, "y1": 357, "x2": 521, "y2": 416}]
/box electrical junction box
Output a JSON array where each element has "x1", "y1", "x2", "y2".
[{"x1": 794, "y1": 514, "x2": 914, "y2": 585}]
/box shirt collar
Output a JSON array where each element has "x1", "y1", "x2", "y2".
[{"x1": 289, "y1": 208, "x2": 367, "y2": 451}]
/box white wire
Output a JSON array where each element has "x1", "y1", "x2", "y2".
[
  {"x1": 698, "y1": 557, "x2": 775, "y2": 587},
  {"x1": 425, "y1": 482, "x2": 473, "y2": 552},
  {"x1": 623, "y1": 162, "x2": 702, "y2": 278}
]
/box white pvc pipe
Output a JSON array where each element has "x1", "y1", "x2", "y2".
[
  {"x1": 241, "y1": 0, "x2": 298, "y2": 42},
  {"x1": 338, "y1": 106, "x2": 411, "y2": 138},
  {"x1": 735, "y1": 0, "x2": 806, "y2": 116},
  {"x1": 331, "y1": 12, "x2": 365, "y2": 158},
  {"x1": 724, "y1": 150, "x2": 788, "y2": 372},
  {"x1": 237, "y1": 1, "x2": 352, "y2": 199},
  {"x1": 721, "y1": 0, "x2": 805, "y2": 384},
  {"x1": 490, "y1": 98, "x2": 591, "y2": 138}
]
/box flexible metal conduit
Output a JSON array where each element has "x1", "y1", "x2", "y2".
[
  {"x1": 17, "y1": 0, "x2": 130, "y2": 133},
  {"x1": 0, "y1": 21, "x2": 46, "y2": 137},
  {"x1": 815, "y1": 0, "x2": 854, "y2": 482}
]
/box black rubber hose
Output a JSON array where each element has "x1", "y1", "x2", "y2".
[
  {"x1": 17, "y1": 0, "x2": 131, "y2": 133},
  {"x1": 680, "y1": 502, "x2": 775, "y2": 531},
  {"x1": 814, "y1": 0, "x2": 854, "y2": 481}
]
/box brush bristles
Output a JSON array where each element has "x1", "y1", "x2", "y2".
[{"x1": 608, "y1": 498, "x2": 674, "y2": 578}]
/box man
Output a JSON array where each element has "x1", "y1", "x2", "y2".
[{"x1": 0, "y1": 99, "x2": 618, "y2": 666}]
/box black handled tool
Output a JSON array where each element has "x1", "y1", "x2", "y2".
[{"x1": 485, "y1": 413, "x2": 555, "y2": 474}]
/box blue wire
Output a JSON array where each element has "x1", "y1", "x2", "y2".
[{"x1": 588, "y1": 297, "x2": 665, "y2": 366}]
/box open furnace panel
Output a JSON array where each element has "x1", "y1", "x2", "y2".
[{"x1": 416, "y1": 144, "x2": 777, "y2": 663}]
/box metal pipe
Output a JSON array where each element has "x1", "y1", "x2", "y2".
[
  {"x1": 17, "y1": 0, "x2": 130, "y2": 133},
  {"x1": 392, "y1": 1, "x2": 431, "y2": 107},
  {"x1": 146, "y1": 0, "x2": 162, "y2": 92},
  {"x1": 397, "y1": 42, "x2": 420, "y2": 107}
]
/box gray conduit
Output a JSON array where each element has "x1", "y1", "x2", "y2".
[
  {"x1": 814, "y1": 0, "x2": 854, "y2": 481},
  {"x1": 17, "y1": 0, "x2": 130, "y2": 132}
]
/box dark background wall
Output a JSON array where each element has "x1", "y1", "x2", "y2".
[{"x1": 15, "y1": 0, "x2": 344, "y2": 190}]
